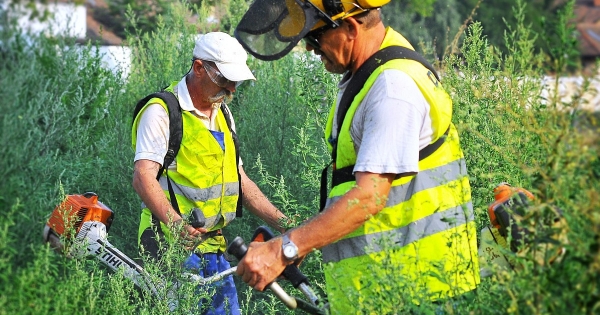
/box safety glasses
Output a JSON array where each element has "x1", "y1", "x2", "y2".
[
  {"x1": 199, "y1": 60, "x2": 242, "y2": 89},
  {"x1": 303, "y1": 24, "x2": 336, "y2": 49}
]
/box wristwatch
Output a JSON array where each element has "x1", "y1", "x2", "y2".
[{"x1": 281, "y1": 234, "x2": 299, "y2": 262}]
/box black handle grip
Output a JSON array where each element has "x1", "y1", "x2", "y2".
[
  {"x1": 83, "y1": 192, "x2": 98, "y2": 198},
  {"x1": 227, "y1": 230, "x2": 321, "y2": 312},
  {"x1": 282, "y1": 265, "x2": 309, "y2": 288},
  {"x1": 227, "y1": 236, "x2": 302, "y2": 310},
  {"x1": 190, "y1": 209, "x2": 206, "y2": 229},
  {"x1": 227, "y1": 236, "x2": 248, "y2": 260},
  {"x1": 248, "y1": 226, "x2": 310, "y2": 288}
]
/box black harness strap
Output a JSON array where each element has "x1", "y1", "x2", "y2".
[
  {"x1": 319, "y1": 46, "x2": 444, "y2": 211},
  {"x1": 133, "y1": 91, "x2": 183, "y2": 180},
  {"x1": 328, "y1": 127, "x2": 450, "y2": 189}
]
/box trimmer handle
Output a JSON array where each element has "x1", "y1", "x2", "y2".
[
  {"x1": 228, "y1": 227, "x2": 320, "y2": 307},
  {"x1": 228, "y1": 229, "x2": 310, "y2": 288},
  {"x1": 227, "y1": 236, "x2": 248, "y2": 260},
  {"x1": 250, "y1": 227, "x2": 310, "y2": 289},
  {"x1": 189, "y1": 209, "x2": 206, "y2": 229},
  {"x1": 227, "y1": 236, "x2": 298, "y2": 310}
]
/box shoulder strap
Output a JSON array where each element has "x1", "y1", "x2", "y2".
[
  {"x1": 333, "y1": 46, "x2": 439, "y2": 161},
  {"x1": 319, "y1": 46, "x2": 441, "y2": 212},
  {"x1": 220, "y1": 103, "x2": 244, "y2": 218},
  {"x1": 133, "y1": 91, "x2": 183, "y2": 179},
  {"x1": 133, "y1": 90, "x2": 183, "y2": 215}
]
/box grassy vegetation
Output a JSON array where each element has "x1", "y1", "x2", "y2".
[{"x1": 0, "y1": 0, "x2": 598, "y2": 314}]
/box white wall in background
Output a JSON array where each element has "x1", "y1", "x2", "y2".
[
  {"x1": 3, "y1": 3, "x2": 131, "y2": 80},
  {"x1": 540, "y1": 76, "x2": 600, "y2": 112},
  {"x1": 4, "y1": 2, "x2": 87, "y2": 39},
  {"x1": 95, "y1": 45, "x2": 131, "y2": 80}
]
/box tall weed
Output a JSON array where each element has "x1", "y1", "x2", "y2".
[
  {"x1": 443, "y1": 0, "x2": 600, "y2": 313},
  {"x1": 0, "y1": 0, "x2": 598, "y2": 314}
]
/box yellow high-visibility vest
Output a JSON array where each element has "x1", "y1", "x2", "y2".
[
  {"x1": 322, "y1": 28, "x2": 480, "y2": 314},
  {"x1": 132, "y1": 82, "x2": 239, "y2": 253}
]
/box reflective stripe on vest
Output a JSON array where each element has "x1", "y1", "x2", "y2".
[
  {"x1": 154, "y1": 178, "x2": 239, "y2": 228},
  {"x1": 322, "y1": 201, "x2": 474, "y2": 263},
  {"x1": 157, "y1": 177, "x2": 240, "y2": 201}
]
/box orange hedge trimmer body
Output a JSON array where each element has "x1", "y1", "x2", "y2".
[{"x1": 45, "y1": 192, "x2": 114, "y2": 241}]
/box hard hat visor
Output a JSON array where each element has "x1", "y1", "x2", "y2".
[{"x1": 235, "y1": 0, "x2": 325, "y2": 61}]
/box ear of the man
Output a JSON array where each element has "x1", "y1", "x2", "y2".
[
  {"x1": 193, "y1": 59, "x2": 204, "y2": 76},
  {"x1": 343, "y1": 17, "x2": 362, "y2": 40}
]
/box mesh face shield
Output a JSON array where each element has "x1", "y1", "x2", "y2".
[{"x1": 235, "y1": 0, "x2": 327, "y2": 61}]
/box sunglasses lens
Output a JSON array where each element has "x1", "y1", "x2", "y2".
[
  {"x1": 304, "y1": 35, "x2": 320, "y2": 48},
  {"x1": 303, "y1": 24, "x2": 333, "y2": 49},
  {"x1": 203, "y1": 62, "x2": 239, "y2": 88},
  {"x1": 216, "y1": 75, "x2": 229, "y2": 87}
]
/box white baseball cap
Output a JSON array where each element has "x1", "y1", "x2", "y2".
[{"x1": 193, "y1": 32, "x2": 256, "y2": 82}]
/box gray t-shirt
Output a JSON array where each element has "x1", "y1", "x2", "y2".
[{"x1": 334, "y1": 69, "x2": 433, "y2": 175}]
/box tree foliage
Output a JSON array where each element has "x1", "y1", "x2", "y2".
[
  {"x1": 379, "y1": 0, "x2": 576, "y2": 62},
  {"x1": 381, "y1": 0, "x2": 462, "y2": 59},
  {"x1": 455, "y1": 0, "x2": 572, "y2": 56}
]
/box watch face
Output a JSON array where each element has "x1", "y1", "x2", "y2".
[{"x1": 283, "y1": 245, "x2": 296, "y2": 258}]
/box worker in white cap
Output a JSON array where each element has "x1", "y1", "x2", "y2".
[{"x1": 132, "y1": 32, "x2": 287, "y2": 315}]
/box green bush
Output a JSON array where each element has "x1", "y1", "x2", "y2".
[{"x1": 0, "y1": 0, "x2": 598, "y2": 314}]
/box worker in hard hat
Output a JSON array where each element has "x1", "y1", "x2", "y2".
[{"x1": 234, "y1": 1, "x2": 480, "y2": 313}]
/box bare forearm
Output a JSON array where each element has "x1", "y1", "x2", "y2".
[
  {"x1": 242, "y1": 187, "x2": 287, "y2": 231},
  {"x1": 240, "y1": 167, "x2": 287, "y2": 232},
  {"x1": 132, "y1": 160, "x2": 183, "y2": 226},
  {"x1": 288, "y1": 190, "x2": 370, "y2": 256},
  {"x1": 288, "y1": 172, "x2": 394, "y2": 257},
  {"x1": 236, "y1": 172, "x2": 394, "y2": 291},
  {"x1": 133, "y1": 160, "x2": 206, "y2": 246}
]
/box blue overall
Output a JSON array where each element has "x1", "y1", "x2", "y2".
[{"x1": 184, "y1": 253, "x2": 240, "y2": 315}]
